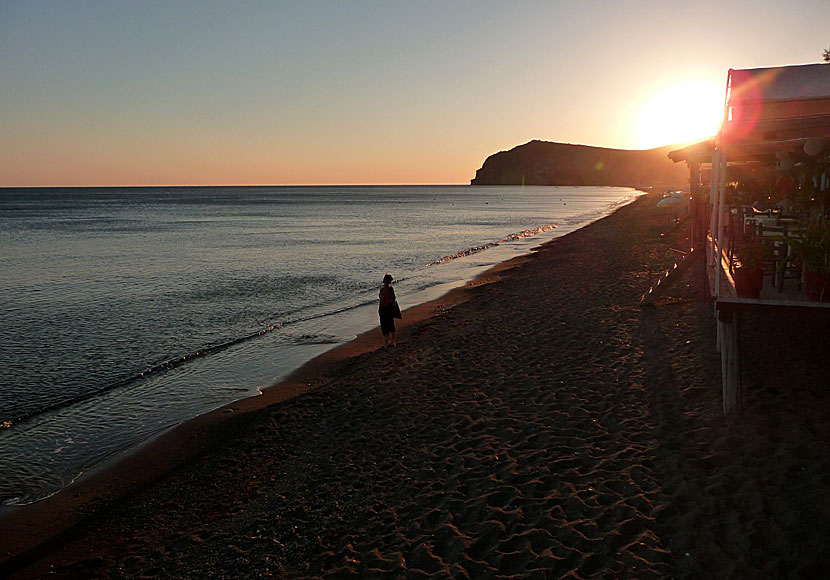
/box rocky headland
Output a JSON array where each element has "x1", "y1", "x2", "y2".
[{"x1": 470, "y1": 140, "x2": 688, "y2": 188}]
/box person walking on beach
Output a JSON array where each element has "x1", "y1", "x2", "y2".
[{"x1": 378, "y1": 273, "x2": 400, "y2": 348}]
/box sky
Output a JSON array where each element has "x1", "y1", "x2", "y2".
[{"x1": 1, "y1": 1, "x2": 828, "y2": 186}]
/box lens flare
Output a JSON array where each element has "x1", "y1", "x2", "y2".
[{"x1": 636, "y1": 80, "x2": 724, "y2": 148}]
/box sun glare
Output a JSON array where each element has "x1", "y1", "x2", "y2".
[{"x1": 636, "y1": 80, "x2": 724, "y2": 149}]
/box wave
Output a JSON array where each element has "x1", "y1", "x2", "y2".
[
  {"x1": 0, "y1": 293, "x2": 394, "y2": 430},
  {"x1": 283, "y1": 332, "x2": 358, "y2": 345},
  {"x1": 425, "y1": 223, "x2": 557, "y2": 267},
  {"x1": 0, "y1": 219, "x2": 572, "y2": 431},
  {"x1": 553, "y1": 196, "x2": 637, "y2": 229},
  {"x1": 0, "y1": 322, "x2": 286, "y2": 430}
]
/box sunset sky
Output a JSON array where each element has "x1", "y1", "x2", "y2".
[{"x1": 1, "y1": 1, "x2": 828, "y2": 187}]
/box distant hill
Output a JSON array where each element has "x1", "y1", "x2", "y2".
[{"x1": 470, "y1": 140, "x2": 688, "y2": 188}]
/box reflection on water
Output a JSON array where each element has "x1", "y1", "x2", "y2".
[{"x1": 0, "y1": 186, "x2": 640, "y2": 504}]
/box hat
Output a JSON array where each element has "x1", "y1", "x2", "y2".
[{"x1": 383, "y1": 274, "x2": 393, "y2": 284}]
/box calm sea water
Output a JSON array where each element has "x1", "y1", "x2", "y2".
[{"x1": 0, "y1": 185, "x2": 640, "y2": 505}]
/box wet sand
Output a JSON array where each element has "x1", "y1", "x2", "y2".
[{"x1": 3, "y1": 192, "x2": 830, "y2": 579}]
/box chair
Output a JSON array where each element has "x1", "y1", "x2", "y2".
[{"x1": 776, "y1": 224, "x2": 803, "y2": 293}]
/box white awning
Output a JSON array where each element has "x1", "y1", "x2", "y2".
[{"x1": 724, "y1": 63, "x2": 830, "y2": 145}]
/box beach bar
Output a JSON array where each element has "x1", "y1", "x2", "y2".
[{"x1": 670, "y1": 63, "x2": 830, "y2": 412}]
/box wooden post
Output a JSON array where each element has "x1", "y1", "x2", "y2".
[
  {"x1": 715, "y1": 148, "x2": 728, "y2": 299},
  {"x1": 718, "y1": 309, "x2": 741, "y2": 413},
  {"x1": 690, "y1": 161, "x2": 701, "y2": 198},
  {"x1": 709, "y1": 148, "x2": 720, "y2": 270},
  {"x1": 689, "y1": 161, "x2": 701, "y2": 248}
]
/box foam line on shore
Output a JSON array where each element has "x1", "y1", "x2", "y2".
[{"x1": 0, "y1": 192, "x2": 648, "y2": 576}]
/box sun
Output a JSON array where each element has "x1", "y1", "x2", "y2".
[{"x1": 636, "y1": 80, "x2": 724, "y2": 149}]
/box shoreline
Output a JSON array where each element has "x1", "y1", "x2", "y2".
[
  {"x1": 1, "y1": 189, "x2": 645, "y2": 512},
  {"x1": 7, "y1": 188, "x2": 828, "y2": 578},
  {"x1": 1, "y1": 185, "x2": 643, "y2": 511},
  {"x1": 0, "y1": 193, "x2": 575, "y2": 572}
]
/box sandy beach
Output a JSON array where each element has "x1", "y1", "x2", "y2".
[{"x1": 3, "y1": 191, "x2": 830, "y2": 579}]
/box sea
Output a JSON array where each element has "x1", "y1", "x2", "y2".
[{"x1": 0, "y1": 185, "x2": 642, "y2": 506}]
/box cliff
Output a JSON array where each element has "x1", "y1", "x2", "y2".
[{"x1": 470, "y1": 140, "x2": 688, "y2": 188}]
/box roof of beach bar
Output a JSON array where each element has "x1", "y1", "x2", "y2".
[{"x1": 669, "y1": 63, "x2": 830, "y2": 164}]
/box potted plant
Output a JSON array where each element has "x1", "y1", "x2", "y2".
[
  {"x1": 732, "y1": 239, "x2": 771, "y2": 298},
  {"x1": 790, "y1": 220, "x2": 830, "y2": 301}
]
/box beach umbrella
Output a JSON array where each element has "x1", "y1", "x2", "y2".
[
  {"x1": 657, "y1": 193, "x2": 687, "y2": 227},
  {"x1": 656, "y1": 195, "x2": 686, "y2": 207}
]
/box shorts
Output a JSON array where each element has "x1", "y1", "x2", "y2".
[{"x1": 379, "y1": 314, "x2": 395, "y2": 336}]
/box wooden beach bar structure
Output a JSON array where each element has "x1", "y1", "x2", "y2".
[{"x1": 669, "y1": 63, "x2": 830, "y2": 412}]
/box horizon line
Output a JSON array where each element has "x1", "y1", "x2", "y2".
[{"x1": 0, "y1": 183, "x2": 477, "y2": 189}]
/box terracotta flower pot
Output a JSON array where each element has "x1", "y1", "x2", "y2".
[
  {"x1": 734, "y1": 268, "x2": 764, "y2": 298},
  {"x1": 804, "y1": 271, "x2": 830, "y2": 302}
]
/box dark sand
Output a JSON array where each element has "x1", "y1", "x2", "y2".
[{"x1": 3, "y1": 192, "x2": 830, "y2": 579}]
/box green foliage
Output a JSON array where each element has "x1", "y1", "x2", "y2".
[
  {"x1": 785, "y1": 220, "x2": 830, "y2": 274},
  {"x1": 736, "y1": 240, "x2": 772, "y2": 271}
]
